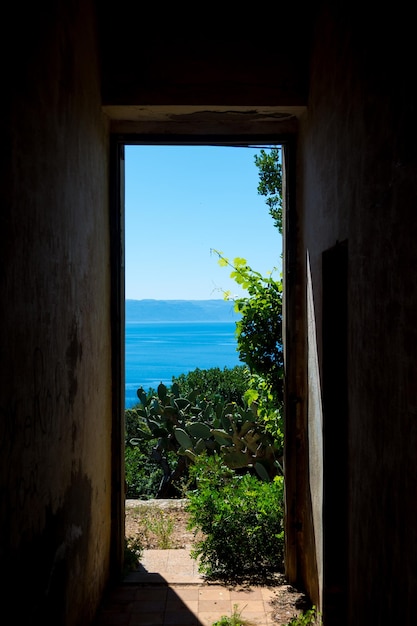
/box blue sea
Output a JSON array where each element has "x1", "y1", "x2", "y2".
[{"x1": 125, "y1": 321, "x2": 241, "y2": 408}]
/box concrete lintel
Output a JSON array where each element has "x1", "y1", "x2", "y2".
[{"x1": 103, "y1": 105, "x2": 305, "y2": 137}]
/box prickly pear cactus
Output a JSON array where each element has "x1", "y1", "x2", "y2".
[{"x1": 130, "y1": 382, "x2": 281, "y2": 495}]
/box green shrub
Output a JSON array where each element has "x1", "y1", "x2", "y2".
[
  {"x1": 173, "y1": 366, "x2": 250, "y2": 404},
  {"x1": 125, "y1": 444, "x2": 164, "y2": 499},
  {"x1": 125, "y1": 407, "x2": 144, "y2": 443},
  {"x1": 186, "y1": 454, "x2": 284, "y2": 581}
]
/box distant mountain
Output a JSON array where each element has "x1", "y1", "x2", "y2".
[{"x1": 125, "y1": 299, "x2": 241, "y2": 322}]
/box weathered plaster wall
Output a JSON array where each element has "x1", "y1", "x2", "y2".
[
  {"x1": 297, "y1": 5, "x2": 417, "y2": 624},
  {"x1": 0, "y1": 2, "x2": 111, "y2": 623}
]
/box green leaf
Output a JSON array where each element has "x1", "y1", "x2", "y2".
[
  {"x1": 136, "y1": 387, "x2": 147, "y2": 405},
  {"x1": 255, "y1": 462, "x2": 271, "y2": 482},
  {"x1": 174, "y1": 398, "x2": 191, "y2": 411},
  {"x1": 157, "y1": 382, "x2": 167, "y2": 402},
  {"x1": 244, "y1": 388, "x2": 259, "y2": 406},
  {"x1": 188, "y1": 388, "x2": 200, "y2": 403},
  {"x1": 187, "y1": 422, "x2": 211, "y2": 439},
  {"x1": 212, "y1": 429, "x2": 232, "y2": 446},
  {"x1": 174, "y1": 427, "x2": 194, "y2": 450}
]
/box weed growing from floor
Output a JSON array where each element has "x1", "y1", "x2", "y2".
[
  {"x1": 284, "y1": 606, "x2": 322, "y2": 625},
  {"x1": 144, "y1": 509, "x2": 174, "y2": 548},
  {"x1": 212, "y1": 603, "x2": 254, "y2": 626},
  {"x1": 132, "y1": 505, "x2": 175, "y2": 549}
]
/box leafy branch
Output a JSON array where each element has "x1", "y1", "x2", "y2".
[
  {"x1": 254, "y1": 147, "x2": 283, "y2": 233},
  {"x1": 211, "y1": 249, "x2": 283, "y2": 407}
]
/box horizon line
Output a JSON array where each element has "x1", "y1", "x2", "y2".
[{"x1": 125, "y1": 297, "x2": 234, "y2": 302}]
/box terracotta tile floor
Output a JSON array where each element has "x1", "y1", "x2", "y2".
[{"x1": 94, "y1": 549, "x2": 282, "y2": 626}]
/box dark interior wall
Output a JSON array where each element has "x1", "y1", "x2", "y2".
[
  {"x1": 0, "y1": 4, "x2": 314, "y2": 623},
  {"x1": 297, "y1": 5, "x2": 417, "y2": 624},
  {"x1": 97, "y1": 4, "x2": 313, "y2": 108},
  {"x1": 0, "y1": 2, "x2": 112, "y2": 624}
]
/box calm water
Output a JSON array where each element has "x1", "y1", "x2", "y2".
[{"x1": 125, "y1": 321, "x2": 241, "y2": 407}]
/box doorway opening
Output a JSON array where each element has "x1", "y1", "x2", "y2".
[
  {"x1": 109, "y1": 136, "x2": 290, "y2": 584},
  {"x1": 124, "y1": 145, "x2": 282, "y2": 560}
]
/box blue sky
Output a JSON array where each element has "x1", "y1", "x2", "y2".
[{"x1": 124, "y1": 145, "x2": 282, "y2": 300}]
